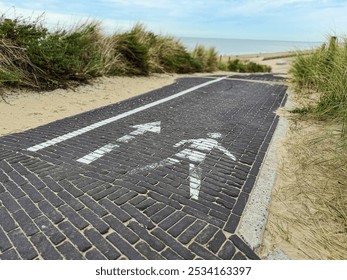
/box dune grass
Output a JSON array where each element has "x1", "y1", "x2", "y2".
[
  {"x1": 273, "y1": 36, "x2": 347, "y2": 259},
  {"x1": 0, "y1": 16, "x2": 222, "y2": 91},
  {"x1": 290, "y1": 36, "x2": 347, "y2": 133},
  {"x1": 0, "y1": 15, "x2": 276, "y2": 92},
  {"x1": 227, "y1": 59, "x2": 272, "y2": 73}
]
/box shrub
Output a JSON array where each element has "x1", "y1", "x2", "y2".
[
  {"x1": 227, "y1": 59, "x2": 271, "y2": 73},
  {"x1": 290, "y1": 36, "x2": 347, "y2": 129},
  {"x1": 0, "y1": 15, "x2": 221, "y2": 90}
]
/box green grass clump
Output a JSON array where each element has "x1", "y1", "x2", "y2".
[
  {"x1": 191, "y1": 45, "x2": 219, "y2": 72},
  {"x1": 227, "y1": 59, "x2": 271, "y2": 73},
  {"x1": 290, "y1": 36, "x2": 347, "y2": 131},
  {"x1": 0, "y1": 16, "x2": 221, "y2": 90}
]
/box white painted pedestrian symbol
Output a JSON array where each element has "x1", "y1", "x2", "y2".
[
  {"x1": 77, "y1": 121, "x2": 161, "y2": 164},
  {"x1": 132, "y1": 132, "x2": 236, "y2": 200}
]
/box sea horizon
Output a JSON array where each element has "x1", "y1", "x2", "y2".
[{"x1": 180, "y1": 36, "x2": 323, "y2": 55}]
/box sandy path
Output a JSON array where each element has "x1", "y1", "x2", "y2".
[
  {"x1": 0, "y1": 54, "x2": 289, "y2": 136},
  {"x1": 0, "y1": 75, "x2": 178, "y2": 135}
]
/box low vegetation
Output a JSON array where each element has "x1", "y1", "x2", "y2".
[
  {"x1": 0, "y1": 16, "x2": 221, "y2": 91},
  {"x1": 0, "y1": 15, "x2": 274, "y2": 92},
  {"x1": 227, "y1": 59, "x2": 271, "y2": 73},
  {"x1": 290, "y1": 36, "x2": 347, "y2": 132},
  {"x1": 270, "y1": 36, "x2": 347, "y2": 259}
]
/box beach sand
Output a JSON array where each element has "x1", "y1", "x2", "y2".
[
  {"x1": 4, "y1": 52, "x2": 324, "y2": 259},
  {"x1": 0, "y1": 53, "x2": 291, "y2": 136}
]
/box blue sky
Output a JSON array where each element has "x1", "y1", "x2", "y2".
[{"x1": 1, "y1": 0, "x2": 347, "y2": 41}]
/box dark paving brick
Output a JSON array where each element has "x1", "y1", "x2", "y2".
[
  {"x1": 159, "y1": 211, "x2": 186, "y2": 231},
  {"x1": 0, "y1": 182, "x2": 5, "y2": 193},
  {"x1": 93, "y1": 184, "x2": 120, "y2": 201},
  {"x1": 218, "y1": 241, "x2": 236, "y2": 259},
  {"x1": 107, "y1": 232, "x2": 145, "y2": 260},
  {"x1": 161, "y1": 248, "x2": 184, "y2": 260},
  {"x1": 7, "y1": 170, "x2": 27, "y2": 186},
  {"x1": 85, "y1": 228, "x2": 121, "y2": 260},
  {"x1": 207, "y1": 230, "x2": 227, "y2": 254},
  {"x1": 168, "y1": 215, "x2": 196, "y2": 238},
  {"x1": 57, "y1": 241, "x2": 85, "y2": 260},
  {"x1": 121, "y1": 203, "x2": 154, "y2": 229},
  {"x1": 8, "y1": 228, "x2": 38, "y2": 259},
  {"x1": 152, "y1": 228, "x2": 195, "y2": 260},
  {"x1": 31, "y1": 233, "x2": 63, "y2": 260},
  {"x1": 38, "y1": 200, "x2": 64, "y2": 224},
  {"x1": 115, "y1": 191, "x2": 138, "y2": 205},
  {"x1": 147, "y1": 191, "x2": 181, "y2": 210},
  {"x1": 150, "y1": 206, "x2": 175, "y2": 224},
  {"x1": 0, "y1": 248, "x2": 21, "y2": 260},
  {"x1": 182, "y1": 205, "x2": 224, "y2": 228},
  {"x1": 0, "y1": 76, "x2": 287, "y2": 260},
  {"x1": 58, "y1": 191, "x2": 84, "y2": 211},
  {"x1": 0, "y1": 227, "x2": 12, "y2": 253},
  {"x1": 103, "y1": 215, "x2": 139, "y2": 244},
  {"x1": 232, "y1": 252, "x2": 247, "y2": 260},
  {"x1": 0, "y1": 206, "x2": 17, "y2": 232},
  {"x1": 40, "y1": 187, "x2": 64, "y2": 207},
  {"x1": 0, "y1": 192, "x2": 21, "y2": 213},
  {"x1": 189, "y1": 242, "x2": 220, "y2": 260},
  {"x1": 85, "y1": 248, "x2": 107, "y2": 260},
  {"x1": 128, "y1": 221, "x2": 165, "y2": 251},
  {"x1": 25, "y1": 173, "x2": 47, "y2": 190},
  {"x1": 13, "y1": 210, "x2": 39, "y2": 236},
  {"x1": 58, "y1": 179, "x2": 84, "y2": 197},
  {"x1": 178, "y1": 220, "x2": 207, "y2": 244},
  {"x1": 100, "y1": 198, "x2": 131, "y2": 222},
  {"x1": 195, "y1": 225, "x2": 219, "y2": 245},
  {"x1": 18, "y1": 196, "x2": 42, "y2": 219},
  {"x1": 224, "y1": 214, "x2": 240, "y2": 233},
  {"x1": 58, "y1": 221, "x2": 92, "y2": 252},
  {"x1": 144, "y1": 202, "x2": 165, "y2": 217},
  {"x1": 79, "y1": 195, "x2": 108, "y2": 217},
  {"x1": 232, "y1": 192, "x2": 249, "y2": 216},
  {"x1": 34, "y1": 216, "x2": 66, "y2": 245},
  {"x1": 229, "y1": 235, "x2": 260, "y2": 260},
  {"x1": 135, "y1": 198, "x2": 156, "y2": 211},
  {"x1": 59, "y1": 205, "x2": 89, "y2": 230},
  {"x1": 42, "y1": 176, "x2": 63, "y2": 192},
  {"x1": 21, "y1": 183, "x2": 44, "y2": 203},
  {"x1": 79, "y1": 208, "x2": 110, "y2": 234},
  {"x1": 3, "y1": 181, "x2": 25, "y2": 198},
  {"x1": 134, "y1": 242, "x2": 164, "y2": 260}
]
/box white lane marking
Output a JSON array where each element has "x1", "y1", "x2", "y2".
[
  {"x1": 77, "y1": 121, "x2": 161, "y2": 164},
  {"x1": 77, "y1": 143, "x2": 119, "y2": 164},
  {"x1": 27, "y1": 77, "x2": 227, "y2": 152}
]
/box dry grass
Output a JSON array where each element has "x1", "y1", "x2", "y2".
[{"x1": 259, "y1": 90, "x2": 347, "y2": 260}]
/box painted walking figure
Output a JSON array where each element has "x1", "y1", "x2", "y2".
[{"x1": 131, "y1": 132, "x2": 236, "y2": 200}]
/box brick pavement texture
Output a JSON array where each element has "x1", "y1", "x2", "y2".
[{"x1": 0, "y1": 75, "x2": 286, "y2": 259}]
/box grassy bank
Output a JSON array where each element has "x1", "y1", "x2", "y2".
[
  {"x1": 0, "y1": 16, "x2": 272, "y2": 91},
  {"x1": 290, "y1": 36, "x2": 347, "y2": 132},
  {"x1": 267, "y1": 36, "x2": 347, "y2": 259}
]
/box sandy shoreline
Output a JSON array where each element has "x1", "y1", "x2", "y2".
[{"x1": 0, "y1": 52, "x2": 291, "y2": 136}]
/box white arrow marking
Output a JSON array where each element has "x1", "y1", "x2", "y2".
[
  {"x1": 77, "y1": 121, "x2": 161, "y2": 164},
  {"x1": 27, "y1": 77, "x2": 226, "y2": 152},
  {"x1": 129, "y1": 132, "x2": 236, "y2": 200}
]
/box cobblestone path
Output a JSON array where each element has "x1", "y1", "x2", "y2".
[{"x1": 0, "y1": 75, "x2": 287, "y2": 260}]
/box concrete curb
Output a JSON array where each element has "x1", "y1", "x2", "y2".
[{"x1": 237, "y1": 88, "x2": 293, "y2": 259}]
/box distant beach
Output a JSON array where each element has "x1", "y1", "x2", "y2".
[{"x1": 180, "y1": 37, "x2": 322, "y2": 55}]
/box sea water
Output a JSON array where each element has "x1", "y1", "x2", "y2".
[{"x1": 180, "y1": 37, "x2": 322, "y2": 55}]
